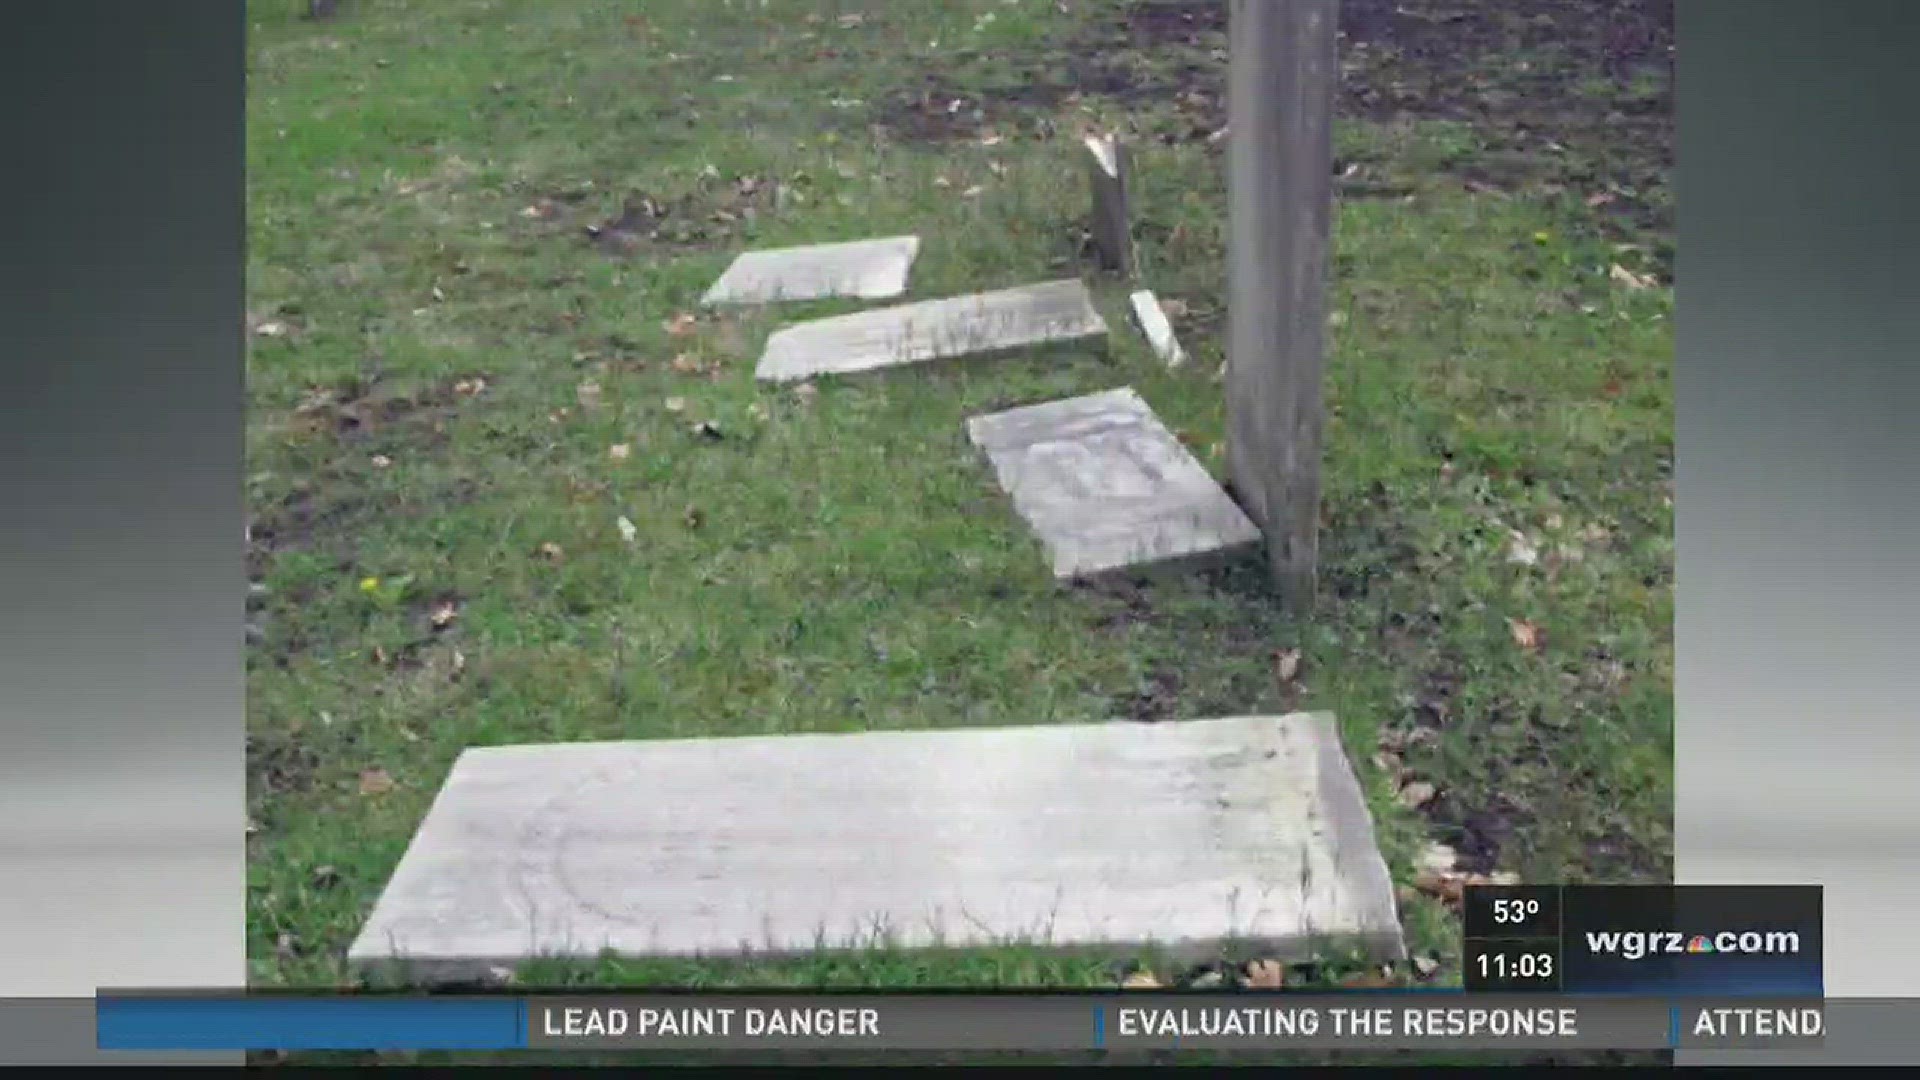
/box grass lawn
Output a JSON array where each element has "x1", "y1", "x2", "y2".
[{"x1": 245, "y1": 0, "x2": 1672, "y2": 1050}]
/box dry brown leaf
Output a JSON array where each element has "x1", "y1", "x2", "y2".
[
  {"x1": 358, "y1": 768, "x2": 395, "y2": 796},
  {"x1": 1397, "y1": 781, "x2": 1437, "y2": 809},
  {"x1": 663, "y1": 396, "x2": 688, "y2": 414},
  {"x1": 1120, "y1": 970, "x2": 1161, "y2": 990},
  {"x1": 536, "y1": 541, "x2": 564, "y2": 561},
  {"x1": 370, "y1": 644, "x2": 389, "y2": 666},
  {"x1": 664, "y1": 312, "x2": 698, "y2": 336},
  {"x1": 1413, "y1": 955, "x2": 1442, "y2": 978},
  {"x1": 1508, "y1": 618, "x2": 1542, "y2": 652},
  {"x1": 1586, "y1": 190, "x2": 1616, "y2": 208},
  {"x1": 576, "y1": 380, "x2": 603, "y2": 409},
  {"x1": 429, "y1": 600, "x2": 459, "y2": 629},
  {"x1": 792, "y1": 382, "x2": 819, "y2": 405},
  {"x1": 608, "y1": 443, "x2": 631, "y2": 461},
  {"x1": 1273, "y1": 648, "x2": 1303, "y2": 684},
  {"x1": 670, "y1": 353, "x2": 705, "y2": 375},
  {"x1": 370, "y1": 454, "x2": 393, "y2": 469},
  {"x1": 1609, "y1": 263, "x2": 1656, "y2": 290},
  {"x1": 1242, "y1": 959, "x2": 1287, "y2": 990},
  {"x1": 683, "y1": 505, "x2": 704, "y2": 529},
  {"x1": 1412, "y1": 870, "x2": 1466, "y2": 906}
]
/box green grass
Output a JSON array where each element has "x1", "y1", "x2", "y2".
[{"x1": 246, "y1": 0, "x2": 1672, "y2": 1027}]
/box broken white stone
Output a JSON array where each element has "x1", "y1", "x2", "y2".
[
  {"x1": 968, "y1": 387, "x2": 1260, "y2": 580},
  {"x1": 699, "y1": 235, "x2": 920, "y2": 305},
  {"x1": 1129, "y1": 290, "x2": 1188, "y2": 368},
  {"x1": 346, "y1": 713, "x2": 1403, "y2": 980},
  {"x1": 754, "y1": 278, "x2": 1108, "y2": 383}
]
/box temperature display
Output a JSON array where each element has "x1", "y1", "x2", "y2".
[{"x1": 1464, "y1": 884, "x2": 1560, "y2": 938}]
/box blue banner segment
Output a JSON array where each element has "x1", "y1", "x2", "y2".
[{"x1": 96, "y1": 996, "x2": 525, "y2": 1051}]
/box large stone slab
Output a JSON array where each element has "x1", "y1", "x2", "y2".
[
  {"x1": 700, "y1": 236, "x2": 920, "y2": 306},
  {"x1": 754, "y1": 279, "x2": 1108, "y2": 383},
  {"x1": 967, "y1": 387, "x2": 1261, "y2": 580},
  {"x1": 347, "y1": 714, "x2": 1403, "y2": 980}
]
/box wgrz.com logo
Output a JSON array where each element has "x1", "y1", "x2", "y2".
[{"x1": 1582, "y1": 929, "x2": 1802, "y2": 962}]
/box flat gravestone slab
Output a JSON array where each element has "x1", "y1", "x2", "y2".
[
  {"x1": 347, "y1": 713, "x2": 1403, "y2": 980},
  {"x1": 754, "y1": 278, "x2": 1108, "y2": 383},
  {"x1": 700, "y1": 236, "x2": 920, "y2": 306},
  {"x1": 967, "y1": 387, "x2": 1261, "y2": 580}
]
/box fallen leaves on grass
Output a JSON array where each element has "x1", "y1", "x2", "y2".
[
  {"x1": 310, "y1": 865, "x2": 341, "y2": 890},
  {"x1": 1120, "y1": 970, "x2": 1161, "y2": 990},
  {"x1": 1242, "y1": 959, "x2": 1288, "y2": 990},
  {"x1": 664, "y1": 312, "x2": 698, "y2": 337},
  {"x1": 1397, "y1": 781, "x2": 1437, "y2": 809},
  {"x1": 357, "y1": 768, "x2": 395, "y2": 796},
  {"x1": 429, "y1": 600, "x2": 459, "y2": 630},
  {"x1": 1413, "y1": 868, "x2": 1525, "y2": 909},
  {"x1": 576, "y1": 380, "x2": 603, "y2": 410},
  {"x1": 691, "y1": 420, "x2": 724, "y2": 441},
  {"x1": 670, "y1": 353, "x2": 709, "y2": 376},
  {"x1": 453, "y1": 376, "x2": 487, "y2": 396},
  {"x1": 253, "y1": 319, "x2": 291, "y2": 338},
  {"x1": 370, "y1": 454, "x2": 392, "y2": 469},
  {"x1": 616, "y1": 516, "x2": 638, "y2": 544},
  {"x1": 683, "y1": 506, "x2": 704, "y2": 529},
  {"x1": 608, "y1": 443, "x2": 631, "y2": 461},
  {"x1": 1508, "y1": 618, "x2": 1543, "y2": 652},
  {"x1": 792, "y1": 383, "x2": 819, "y2": 406},
  {"x1": 663, "y1": 396, "x2": 688, "y2": 414},
  {"x1": 1413, "y1": 956, "x2": 1442, "y2": 979}
]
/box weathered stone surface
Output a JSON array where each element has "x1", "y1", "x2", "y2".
[
  {"x1": 967, "y1": 387, "x2": 1260, "y2": 580},
  {"x1": 754, "y1": 279, "x2": 1107, "y2": 383},
  {"x1": 347, "y1": 713, "x2": 1403, "y2": 980},
  {"x1": 1129, "y1": 289, "x2": 1188, "y2": 369},
  {"x1": 700, "y1": 235, "x2": 920, "y2": 306}
]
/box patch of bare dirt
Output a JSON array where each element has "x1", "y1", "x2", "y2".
[{"x1": 870, "y1": 1, "x2": 1672, "y2": 245}]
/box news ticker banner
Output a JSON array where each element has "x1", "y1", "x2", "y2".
[
  {"x1": 93, "y1": 994, "x2": 1825, "y2": 1052},
  {"x1": 89, "y1": 884, "x2": 1824, "y2": 1053}
]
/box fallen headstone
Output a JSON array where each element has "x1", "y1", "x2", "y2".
[
  {"x1": 1083, "y1": 134, "x2": 1134, "y2": 276},
  {"x1": 967, "y1": 387, "x2": 1260, "y2": 580},
  {"x1": 754, "y1": 278, "x2": 1107, "y2": 383},
  {"x1": 1128, "y1": 290, "x2": 1188, "y2": 369},
  {"x1": 699, "y1": 235, "x2": 920, "y2": 306},
  {"x1": 347, "y1": 713, "x2": 1403, "y2": 981}
]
